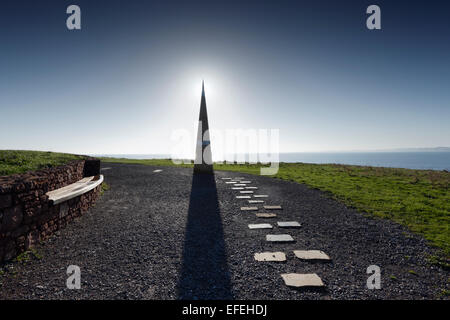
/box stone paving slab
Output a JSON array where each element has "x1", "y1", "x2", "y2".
[
  {"x1": 264, "y1": 205, "x2": 282, "y2": 210},
  {"x1": 281, "y1": 273, "x2": 324, "y2": 288},
  {"x1": 256, "y1": 213, "x2": 277, "y2": 218},
  {"x1": 293, "y1": 250, "x2": 331, "y2": 261},
  {"x1": 248, "y1": 223, "x2": 273, "y2": 229},
  {"x1": 245, "y1": 187, "x2": 258, "y2": 189},
  {"x1": 232, "y1": 187, "x2": 244, "y2": 190},
  {"x1": 241, "y1": 207, "x2": 259, "y2": 211},
  {"x1": 234, "y1": 177, "x2": 245, "y2": 180},
  {"x1": 235, "y1": 184, "x2": 246, "y2": 186},
  {"x1": 277, "y1": 221, "x2": 301, "y2": 228},
  {"x1": 254, "y1": 252, "x2": 286, "y2": 262},
  {"x1": 240, "y1": 181, "x2": 251, "y2": 183},
  {"x1": 153, "y1": 169, "x2": 163, "y2": 173},
  {"x1": 253, "y1": 195, "x2": 268, "y2": 198},
  {"x1": 221, "y1": 177, "x2": 232, "y2": 180},
  {"x1": 236, "y1": 196, "x2": 251, "y2": 199},
  {"x1": 266, "y1": 234, "x2": 294, "y2": 242},
  {"x1": 240, "y1": 191, "x2": 254, "y2": 194},
  {"x1": 226, "y1": 181, "x2": 237, "y2": 184},
  {"x1": 248, "y1": 200, "x2": 264, "y2": 203}
]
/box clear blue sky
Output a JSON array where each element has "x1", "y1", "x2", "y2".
[{"x1": 1, "y1": 0, "x2": 449, "y2": 155}]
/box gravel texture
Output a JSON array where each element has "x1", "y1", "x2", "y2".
[{"x1": 0, "y1": 163, "x2": 448, "y2": 299}]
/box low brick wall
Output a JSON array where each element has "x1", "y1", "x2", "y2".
[{"x1": 0, "y1": 158, "x2": 102, "y2": 263}]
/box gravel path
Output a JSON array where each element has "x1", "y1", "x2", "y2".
[{"x1": 0, "y1": 163, "x2": 448, "y2": 299}]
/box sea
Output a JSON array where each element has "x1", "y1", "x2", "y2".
[{"x1": 96, "y1": 152, "x2": 450, "y2": 171}]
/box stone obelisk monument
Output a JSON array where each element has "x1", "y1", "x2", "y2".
[{"x1": 194, "y1": 81, "x2": 213, "y2": 174}]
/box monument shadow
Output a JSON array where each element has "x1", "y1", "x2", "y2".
[{"x1": 177, "y1": 172, "x2": 233, "y2": 299}]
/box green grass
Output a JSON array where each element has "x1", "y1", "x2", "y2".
[
  {"x1": 100, "y1": 182, "x2": 110, "y2": 195},
  {"x1": 441, "y1": 289, "x2": 450, "y2": 297},
  {"x1": 0, "y1": 150, "x2": 85, "y2": 176},
  {"x1": 408, "y1": 269, "x2": 418, "y2": 276},
  {"x1": 15, "y1": 248, "x2": 42, "y2": 264},
  {"x1": 101, "y1": 157, "x2": 450, "y2": 258}
]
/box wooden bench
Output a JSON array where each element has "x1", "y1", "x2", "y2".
[{"x1": 46, "y1": 175, "x2": 104, "y2": 205}]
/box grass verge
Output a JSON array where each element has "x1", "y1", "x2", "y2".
[{"x1": 0, "y1": 150, "x2": 85, "y2": 176}]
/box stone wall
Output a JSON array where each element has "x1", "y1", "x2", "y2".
[{"x1": 0, "y1": 159, "x2": 102, "y2": 263}]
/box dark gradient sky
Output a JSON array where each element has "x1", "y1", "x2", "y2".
[{"x1": 1, "y1": 0, "x2": 449, "y2": 154}]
